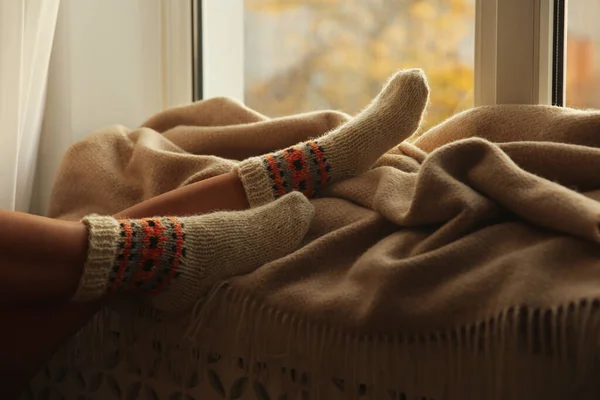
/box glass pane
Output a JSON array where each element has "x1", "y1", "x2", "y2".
[
  {"x1": 566, "y1": 0, "x2": 600, "y2": 109},
  {"x1": 244, "y1": 0, "x2": 475, "y2": 131}
]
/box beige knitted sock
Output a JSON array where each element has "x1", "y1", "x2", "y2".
[
  {"x1": 235, "y1": 68, "x2": 430, "y2": 207},
  {"x1": 73, "y1": 192, "x2": 315, "y2": 313}
]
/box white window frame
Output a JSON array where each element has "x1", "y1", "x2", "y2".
[
  {"x1": 199, "y1": 0, "x2": 244, "y2": 101},
  {"x1": 163, "y1": 0, "x2": 564, "y2": 108},
  {"x1": 161, "y1": 0, "x2": 194, "y2": 107},
  {"x1": 476, "y1": 0, "x2": 556, "y2": 106}
]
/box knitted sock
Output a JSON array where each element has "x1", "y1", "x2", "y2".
[
  {"x1": 72, "y1": 192, "x2": 315, "y2": 313},
  {"x1": 235, "y1": 68, "x2": 430, "y2": 207}
]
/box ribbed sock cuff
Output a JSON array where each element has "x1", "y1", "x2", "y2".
[
  {"x1": 72, "y1": 214, "x2": 121, "y2": 302},
  {"x1": 234, "y1": 157, "x2": 276, "y2": 208}
]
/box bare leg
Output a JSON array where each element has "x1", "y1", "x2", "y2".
[
  {"x1": 0, "y1": 171, "x2": 247, "y2": 305},
  {"x1": 116, "y1": 171, "x2": 248, "y2": 218},
  {"x1": 0, "y1": 170, "x2": 250, "y2": 397}
]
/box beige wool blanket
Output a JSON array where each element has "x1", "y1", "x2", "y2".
[{"x1": 48, "y1": 98, "x2": 600, "y2": 399}]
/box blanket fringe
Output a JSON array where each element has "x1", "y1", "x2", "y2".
[{"x1": 60, "y1": 284, "x2": 600, "y2": 399}]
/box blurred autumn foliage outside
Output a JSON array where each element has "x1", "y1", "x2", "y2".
[
  {"x1": 566, "y1": 0, "x2": 600, "y2": 110},
  {"x1": 244, "y1": 0, "x2": 475, "y2": 132}
]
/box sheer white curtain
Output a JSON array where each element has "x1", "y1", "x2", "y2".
[{"x1": 0, "y1": 0, "x2": 60, "y2": 212}]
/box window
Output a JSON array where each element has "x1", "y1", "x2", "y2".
[
  {"x1": 565, "y1": 0, "x2": 600, "y2": 109},
  {"x1": 244, "y1": 0, "x2": 475, "y2": 131},
  {"x1": 188, "y1": 0, "x2": 597, "y2": 116}
]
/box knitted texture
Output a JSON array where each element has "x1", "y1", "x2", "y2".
[
  {"x1": 74, "y1": 215, "x2": 121, "y2": 301},
  {"x1": 72, "y1": 192, "x2": 314, "y2": 311},
  {"x1": 235, "y1": 68, "x2": 430, "y2": 207}
]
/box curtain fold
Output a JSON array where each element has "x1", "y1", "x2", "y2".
[{"x1": 0, "y1": 0, "x2": 60, "y2": 212}]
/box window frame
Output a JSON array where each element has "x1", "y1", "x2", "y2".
[
  {"x1": 161, "y1": 0, "x2": 194, "y2": 107},
  {"x1": 169, "y1": 0, "x2": 564, "y2": 108},
  {"x1": 551, "y1": 0, "x2": 566, "y2": 106},
  {"x1": 197, "y1": 0, "x2": 244, "y2": 101},
  {"x1": 476, "y1": 0, "x2": 555, "y2": 107}
]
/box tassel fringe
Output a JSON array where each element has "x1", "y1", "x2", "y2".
[{"x1": 59, "y1": 284, "x2": 600, "y2": 399}]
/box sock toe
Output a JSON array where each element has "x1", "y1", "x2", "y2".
[
  {"x1": 234, "y1": 69, "x2": 430, "y2": 206},
  {"x1": 151, "y1": 192, "x2": 315, "y2": 313}
]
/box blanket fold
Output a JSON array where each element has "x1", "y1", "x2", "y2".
[{"x1": 47, "y1": 95, "x2": 600, "y2": 399}]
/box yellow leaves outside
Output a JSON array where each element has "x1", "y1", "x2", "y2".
[
  {"x1": 245, "y1": 0, "x2": 476, "y2": 131},
  {"x1": 247, "y1": 0, "x2": 341, "y2": 13},
  {"x1": 410, "y1": 1, "x2": 437, "y2": 21}
]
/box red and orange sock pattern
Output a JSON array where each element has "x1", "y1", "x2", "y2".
[
  {"x1": 263, "y1": 140, "x2": 332, "y2": 199},
  {"x1": 108, "y1": 217, "x2": 187, "y2": 295}
]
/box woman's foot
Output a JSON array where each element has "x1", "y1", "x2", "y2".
[
  {"x1": 74, "y1": 192, "x2": 315, "y2": 313},
  {"x1": 235, "y1": 68, "x2": 430, "y2": 207}
]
